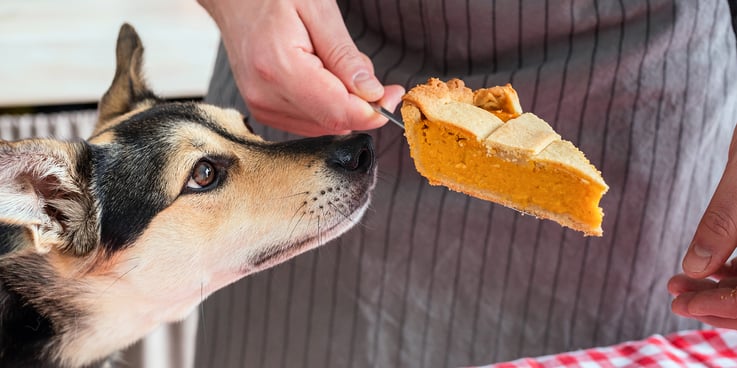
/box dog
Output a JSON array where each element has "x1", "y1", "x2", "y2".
[{"x1": 0, "y1": 24, "x2": 376, "y2": 367}]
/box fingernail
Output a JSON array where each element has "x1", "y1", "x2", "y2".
[
  {"x1": 683, "y1": 242, "x2": 711, "y2": 273},
  {"x1": 354, "y1": 72, "x2": 383, "y2": 98}
]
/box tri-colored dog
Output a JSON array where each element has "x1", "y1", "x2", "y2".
[{"x1": 0, "y1": 24, "x2": 376, "y2": 367}]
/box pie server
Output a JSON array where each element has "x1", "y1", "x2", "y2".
[{"x1": 370, "y1": 103, "x2": 405, "y2": 129}]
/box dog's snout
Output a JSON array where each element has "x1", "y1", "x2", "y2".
[{"x1": 327, "y1": 134, "x2": 375, "y2": 173}]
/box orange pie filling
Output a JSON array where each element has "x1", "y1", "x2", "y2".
[{"x1": 408, "y1": 119, "x2": 606, "y2": 233}]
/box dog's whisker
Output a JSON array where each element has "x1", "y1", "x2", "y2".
[
  {"x1": 317, "y1": 215, "x2": 322, "y2": 247},
  {"x1": 333, "y1": 203, "x2": 372, "y2": 231},
  {"x1": 285, "y1": 200, "x2": 311, "y2": 239},
  {"x1": 287, "y1": 211, "x2": 308, "y2": 241},
  {"x1": 327, "y1": 202, "x2": 353, "y2": 222},
  {"x1": 365, "y1": 201, "x2": 379, "y2": 214},
  {"x1": 376, "y1": 170, "x2": 397, "y2": 185},
  {"x1": 199, "y1": 281, "x2": 206, "y2": 346},
  {"x1": 268, "y1": 191, "x2": 310, "y2": 200},
  {"x1": 287, "y1": 201, "x2": 308, "y2": 226},
  {"x1": 355, "y1": 204, "x2": 378, "y2": 231},
  {"x1": 100, "y1": 264, "x2": 139, "y2": 296}
]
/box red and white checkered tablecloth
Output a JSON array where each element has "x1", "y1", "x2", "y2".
[{"x1": 477, "y1": 329, "x2": 737, "y2": 368}]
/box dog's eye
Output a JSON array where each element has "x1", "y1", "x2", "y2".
[{"x1": 187, "y1": 160, "x2": 217, "y2": 190}]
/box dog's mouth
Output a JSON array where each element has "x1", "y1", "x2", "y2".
[
  {"x1": 245, "y1": 187, "x2": 372, "y2": 272},
  {"x1": 233, "y1": 133, "x2": 377, "y2": 274}
]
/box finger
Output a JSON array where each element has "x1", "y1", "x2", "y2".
[
  {"x1": 365, "y1": 84, "x2": 407, "y2": 126},
  {"x1": 376, "y1": 85, "x2": 407, "y2": 113},
  {"x1": 238, "y1": 82, "x2": 350, "y2": 136},
  {"x1": 714, "y1": 259, "x2": 737, "y2": 280},
  {"x1": 685, "y1": 315, "x2": 737, "y2": 330},
  {"x1": 683, "y1": 157, "x2": 737, "y2": 278},
  {"x1": 718, "y1": 278, "x2": 737, "y2": 288},
  {"x1": 279, "y1": 54, "x2": 390, "y2": 132},
  {"x1": 344, "y1": 93, "x2": 393, "y2": 131},
  {"x1": 683, "y1": 287, "x2": 737, "y2": 319},
  {"x1": 671, "y1": 291, "x2": 697, "y2": 317},
  {"x1": 673, "y1": 294, "x2": 737, "y2": 329},
  {"x1": 298, "y1": 1, "x2": 383, "y2": 101},
  {"x1": 250, "y1": 107, "x2": 351, "y2": 137},
  {"x1": 244, "y1": 51, "x2": 378, "y2": 133},
  {"x1": 667, "y1": 274, "x2": 718, "y2": 296},
  {"x1": 342, "y1": 85, "x2": 405, "y2": 130}
]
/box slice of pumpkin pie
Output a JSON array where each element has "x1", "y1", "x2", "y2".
[{"x1": 401, "y1": 78, "x2": 608, "y2": 236}]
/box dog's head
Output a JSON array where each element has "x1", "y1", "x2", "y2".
[{"x1": 0, "y1": 24, "x2": 375, "y2": 367}]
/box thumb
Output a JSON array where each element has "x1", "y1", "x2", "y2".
[
  {"x1": 683, "y1": 157, "x2": 737, "y2": 277},
  {"x1": 298, "y1": 1, "x2": 384, "y2": 101}
]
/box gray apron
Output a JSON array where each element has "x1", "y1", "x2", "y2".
[{"x1": 195, "y1": 1, "x2": 737, "y2": 366}]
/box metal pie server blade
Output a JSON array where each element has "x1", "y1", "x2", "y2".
[{"x1": 370, "y1": 103, "x2": 404, "y2": 129}]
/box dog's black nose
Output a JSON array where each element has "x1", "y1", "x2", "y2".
[{"x1": 327, "y1": 134, "x2": 374, "y2": 173}]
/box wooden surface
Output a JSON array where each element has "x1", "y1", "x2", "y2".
[{"x1": 0, "y1": 0, "x2": 220, "y2": 107}]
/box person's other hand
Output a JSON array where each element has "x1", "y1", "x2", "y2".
[
  {"x1": 669, "y1": 260, "x2": 737, "y2": 329},
  {"x1": 670, "y1": 126, "x2": 737, "y2": 327},
  {"x1": 198, "y1": 0, "x2": 405, "y2": 136}
]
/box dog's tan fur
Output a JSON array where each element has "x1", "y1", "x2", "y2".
[{"x1": 0, "y1": 24, "x2": 375, "y2": 367}]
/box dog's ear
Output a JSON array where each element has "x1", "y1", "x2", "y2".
[
  {"x1": 0, "y1": 140, "x2": 99, "y2": 256},
  {"x1": 96, "y1": 23, "x2": 160, "y2": 129}
]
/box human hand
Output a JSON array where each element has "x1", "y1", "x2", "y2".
[
  {"x1": 198, "y1": 0, "x2": 405, "y2": 136},
  {"x1": 669, "y1": 126, "x2": 737, "y2": 327},
  {"x1": 669, "y1": 260, "x2": 737, "y2": 329}
]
